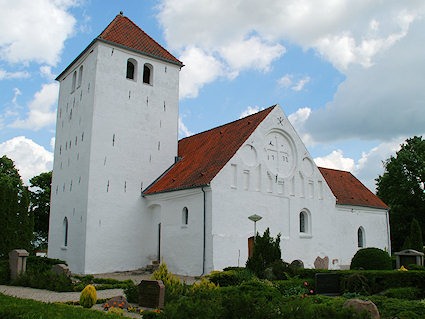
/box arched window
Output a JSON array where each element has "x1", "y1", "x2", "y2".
[
  {"x1": 182, "y1": 207, "x2": 188, "y2": 225},
  {"x1": 126, "y1": 59, "x2": 137, "y2": 80},
  {"x1": 63, "y1": 217, "x2": 69, "y2": 247},
  {"x1": 71, "y1": 71, "x2": 77, "y2": 92},
  {"x1": 358, "y1": 227, "x2": 365, "y2": 248},
  {"x1": 143, "y1": 63, "x2": 153, "y2": 84},
  {"x1": 299, "y1": 210, "x2": 311, "y2": 234},
  {"x1": 77, "y1": 65, "x2": 83, "y2": 88}
]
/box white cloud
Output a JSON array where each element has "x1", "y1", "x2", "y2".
[
  {"x1": 40, "y1": 65, "x2": 56, "y2": 81},
  {"x1": 0, "y1": 68, "x2": 29, "y2": 80},
  {"x1": 9, "y1": 83, "x2": 59, "y2": 130},
  {"x1": 314, "y1": 149, "x2": 355, "y2": 172},
  {"x1": 0, "y1": 136, "x2": 53, "y2": 185},
  {"x1": 291, "y1": 76, "x2": 310, "y2": 91},
  {"x1": 0, "y1": 0, "x2": 77, "y2": 65},
  {"x1": 178, "y1": 117, "x2": 193, "y2": 137},
  {"x1": 278, "y1": 75, "x2": 293, "y2": 88},
  {"x1": 179, "y1": 47, "x2": 226, "y2": 99},
  {"x1": 239, "y1": 106, "x2": 264, "y2": 118}
]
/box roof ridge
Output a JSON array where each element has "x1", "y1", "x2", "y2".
[
  {"x1": 318, "y1": 166, "x2": 351, "y2": 173},
  {"x1": 179, "y1": 105, "x2": 277, "y2": 142}
]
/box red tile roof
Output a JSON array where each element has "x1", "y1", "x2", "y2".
[
  {"x1": 97, "y1": 14, "x2": 182, "y2": 66},
  {"x1": 144, "y1": 106, "x2": 276, "y2": 194},
  {"x1": 318, "y1": 167, "x2": 388, "y2": 209}
]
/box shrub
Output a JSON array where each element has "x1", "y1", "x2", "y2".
[
  {"x1": 350, "y1": 247, "x2": 392, "y2": 270},
  {"x1": 409, "y1": 218, "x2": 423, "y2": 252},
  {"x1": 152, "y1": 262, "x2": 187, "y2": 303},
  {"x1": 79, "y1": 284, "x2": 97, "y2": 308},
  {"x1": 407, "y1": 264, "x2": 425, "y2": 271},
  {"x1": 246, "y1": 228, "x2": 281, "y2": 278},
  {"x1": 208, "y1": 268, "x2": 254, "y2": 287},
  {"x1": 26, "y1": 256, "x2": 67, "y2": 273},
  {"x1": 382, "y1": 287, "x2": 422, "y2": 300},
  {"x1": 274, "y1": 278, "x2": 306, "y2": 296},
  {"x1": 12, "y1": 270, "x2": 73, "y2": 292},
  {"x1": 271, "y1": 259, "x2": 293, "y2": 280},
  {"x1": 369, "y1": 296, "x2": 425, "y2": 319},
  {"x1": 124, "y1": 283, "x2": 139, "y2": 303},
  {"x1": 0, "y1": 259, "x2": 10, "y2": 284},
  {"x1": 108, "y1": 307, "x2": 124, "y2": 315},
  {"x1": 341, "y1": 273, "x2": 370, "y2": 295},
  {"x1": 190, "y1": 277, "x2": 218, "y2": 294}
]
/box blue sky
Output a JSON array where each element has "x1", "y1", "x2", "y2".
[{"x1": 1, "y1": 0, "x2": 424, "y2": 191}]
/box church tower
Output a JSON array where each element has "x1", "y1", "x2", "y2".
[{"x1": 48, "y1": 14, "x2": 183, "y2": 274}]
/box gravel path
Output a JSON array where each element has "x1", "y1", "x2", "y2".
[{"x1": 0, "y1": 285, "x2": 123, "y2": 303}]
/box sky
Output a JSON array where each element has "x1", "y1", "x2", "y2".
[{"x1": 1, "y1": 0, "x2": 424, "y2": 192}]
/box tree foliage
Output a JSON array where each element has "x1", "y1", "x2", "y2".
[
  {"x1": 30, "y1": 171, "x2": 52, "y2": 249},
  {"x1": 376, "y1": 136, "x2": 425, "y2": 252},
  {"x1": 408, "y1": 218, "x2": 423, "y2": 252},
  {"x1": 246, "y1": 228, "x2": 281, "y2": 278},
  {"x1": 0, "y1": 156, "x2": 33, "y2": 258}
]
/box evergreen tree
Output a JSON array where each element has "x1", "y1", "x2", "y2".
[
  {"x1": 246, "y1": 228, "x2": 281, "y2": 277},
  {"x1": 0, "y1": 156, "x2": 33, "y2": 258},
  {"x1": 376, "y1": 136, "x2": 425, "y2": 252},
  {"x1": 409, "y1": 218, "x2": 423, "y2": 252}
]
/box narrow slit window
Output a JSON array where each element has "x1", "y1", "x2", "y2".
[
  {"x1": 182, "y1": 207, "x2": 189, "y2": 225},
  {"x1": 71, "y1": 71, "x2": 77, "y2": 92},
  {"x1": 358, "y1": 227, "x2": 365, "y2": 248},
  {"x1": 63, "y1": 217, "x2": 69, "y2": 247},
  {"x1": 77, "y1": 66, "x2": 83, "y2": 88}
]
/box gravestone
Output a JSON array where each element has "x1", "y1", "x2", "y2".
[
  {"x1": 315, "y1": 273, "x2": 340, "y2": 296},
  {"x1": 51, "y1": 264, "x2": 71, "y2": 277},
  {"x1": 291, "y1": 259, "x2": 304, "y2": 269},
  {"x1": 138, "y1": 280, "x2": 165, "y2": 308},
  {"x1": 9, "y1": 249, "x2": 29, "y2": 280},
  {"x1": 314, "y1": 256, "x2": 329, "y2": 269},
  {"x1": 394, "y1": 249, "x2": 424, "y2": 268}
]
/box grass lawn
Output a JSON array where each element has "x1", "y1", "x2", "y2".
[{"x1": 0, "y1": 293, "x2": 123, "y2": 319}]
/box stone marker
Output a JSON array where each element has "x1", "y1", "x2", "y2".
[
  {"x1": 51, "y1": 264, "x2": 71, "y2": 277},
  {"x1": 315, "y1": 273, "x2": 340, "y2": 296},
  {"x1": 138, "y1": 280, "x2": 165, "y2": 308},
  {"x1": 291, "y1": 259, "x2": 304, "y2": 269},
  {"x1": 314, "y1": 256, "x2": 329, "y2": 269},
  {"x1": 9, "y1": 249, "x2": 29, "y2": 280},
  {"x1": 343, "y1": 299, "x2": 380, "y2": 319}
]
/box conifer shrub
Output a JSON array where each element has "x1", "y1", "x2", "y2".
[
  {"x1": 246, "y1": 228, "x2": 281, "y2": 278},
  {"x1": 152, "y1": 262, "x2": 187, "y2": 303},
  {"x1": 382, "y1": 287, "x2": 422, "y2": 300},
  {"x1": 350, "y1": 247, "x2": 392, "y2": 270},
  {"x1": 208, "y1": 269, "x2": 253, "y2": 287},
  {"x1": 79, "y1": 284, "x2": 97, "y2": 308}
]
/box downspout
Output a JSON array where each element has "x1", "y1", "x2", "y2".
[
  {"x1": 201, "y1": 187, "x2": 206, "y2": 276},
  {"x1": 386, "y1": 209, "x2": 391, "y2": 255}
]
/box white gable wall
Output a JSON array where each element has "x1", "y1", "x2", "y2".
[{"x1": 209, "y1": 106, "x2": 389, "y2": 271}]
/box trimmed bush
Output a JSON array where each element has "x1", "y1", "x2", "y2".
[
  {"x1": 350, "y1": 247, "x2": 392, "y2": 270},
  {"x1": 382, "y1": 287, "x2": 422, "y2": 300},
  {"x1": 406, "y1": 264, "x2": 425, "y2": 271},
  {"x1": 369, "y1": 296, "x2": 425, "y2": 319},
  {"x1": 80, "y1": 284, "x2": 97, "y2": 308},
  {"x1": 341, "y1": 273, "x2": 371, "y2": 295},
  {"x1": 274, "y1": 278, "x2": 306, "y2": 296},
  {"x1": 208, "y1": 268, "x2": 254, "y2": 287},
  {"x1": 123, "y1": 283, "x2": 138, "y2": 303}
]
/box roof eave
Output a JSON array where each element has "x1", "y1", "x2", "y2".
[
  {"x1": 336, "y1": 202, "x2": 389, "y2": 210},
  {"x1": 143, "y1": 184, "x2": 210, "y2": 196}
]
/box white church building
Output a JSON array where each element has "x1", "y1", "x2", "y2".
[{"x1": 48, "y1": 14, "x2": 390, "y2": 275}]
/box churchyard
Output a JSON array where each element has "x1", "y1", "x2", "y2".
[{"x1": 1, "y1": 230, "x2": 425, "y2": 319}]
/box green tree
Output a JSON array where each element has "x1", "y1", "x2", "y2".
[
  {"x1": 0, "y1": 156, "x2": 33, "y2": 258},
  {"x1": 246, "y1": 228, "x2": 281, "y2": 278},
  {"x1": 29, "y1": 171, "x2": 52, "y2": 249},
  {"x1": 376, "y1": 136, "x2": 425, "y2": 252},
  {"x1": 409, "y1": 218, "x2": 423, "y2": 252}
]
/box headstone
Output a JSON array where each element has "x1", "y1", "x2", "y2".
[
  {"x1": 314, "y1": 256, "x2": 329, "y2": 269},
  {"x1": 138, "y1": 280, "x2": 165, "y2": 308},
  {"x1": 394, "y1": 249, "x2": 424, "y2": 268},
  {"x1": 51, "y1": 264, "x2": 71, "y2": 277},
  {"x1": 315, "y1": 273, "x2": 340, "y2": 296},
  {"x1": 291, "y1": 259, "x2": 304, "y2": 268},
  {"x1": 343, "y1": 299, "x2": 380, "y2": 319},
  {"x1": 9, "y1": 249, "x2": 29, "y2": 280}
]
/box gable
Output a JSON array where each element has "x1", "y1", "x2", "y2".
[
  {"x1": 319, "y1": 167, "x2": 388, "y2": 209},
  {"x1": 143, "y1": 106, "x2": 276, "y2": 194}
]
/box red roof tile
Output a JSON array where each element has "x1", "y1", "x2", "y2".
[
  {"x1": 318, "y1": 167, "x2": 388, "y2": 209},
  {"x1": 144, "y1": 106, "x2": 276, "y2": 194},
  {"x1": 98, "y1": 14, "x2": 183, "y2": 66}
]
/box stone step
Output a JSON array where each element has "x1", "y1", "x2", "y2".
[{"x1": 152, "y1": 260, "x2": 160, "y2": 265}]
